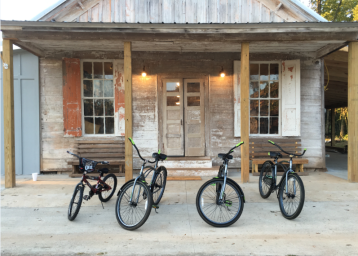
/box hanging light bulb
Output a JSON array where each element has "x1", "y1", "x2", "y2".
[
  {"x1": 142, "y1": 66, "x2": 147, "y2": 77},
  {"x1": 220, "y1": 66, "x2": 225, "y2": 78}
]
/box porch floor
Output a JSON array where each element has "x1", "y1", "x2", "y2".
[{"x1": 1, "y1": 172, "x2": 357, "y2": 256}]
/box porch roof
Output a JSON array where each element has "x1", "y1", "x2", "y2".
[{"x1": 1, "y1": 20, "x2": 357, "y2": 58}]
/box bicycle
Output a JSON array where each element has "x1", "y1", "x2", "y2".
[
  {"x1": 196, "y1": 142, "x2": 245, "y2": 227},
  {"x1": 115, "y1": 138, "x2": 168, "y2": 231},
  {"x1": 258, "y1": 140, "x2": 306, "y2": 220},
  {"x1": 67, "y1": 151, "x2": 117, "y2": 221}
]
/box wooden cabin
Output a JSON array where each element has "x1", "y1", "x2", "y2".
[{"x1": 1, "y1": 0, "x2": 358, "y2": 187}]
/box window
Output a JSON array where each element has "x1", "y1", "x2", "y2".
[
  {"x1": 249, "y1": 63, "x2": 280, "y2": 135},
  {"x1": 82, "y1": 61, "x2": 115, "y2": 135}
]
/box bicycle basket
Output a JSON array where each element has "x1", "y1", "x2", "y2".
[{"x1": 81, "y1": 158, "x2": 96, "y2": 172}]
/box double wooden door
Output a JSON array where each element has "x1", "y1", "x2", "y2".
[{"x1": 162, "y1": 79, "x2": 205, "y2": 156}]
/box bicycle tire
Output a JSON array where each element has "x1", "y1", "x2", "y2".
[
  {"x1": 115, "y1": 180, "x2": 153, "y2": 231},
  {"x1": 68, "y1": 184, "x2": 84, "y2": 221},
  {"x1": 278, "y1": 173, "x2": 305, "y2": 220},
  {"x1": 196, "y1": 178, "x2": 244, "y2": 227},
  {"x1": 259, "y1": 161, "x2": 274, "y2": 199},
  {"x1": 98, "y1": 173, "x2": 117, "y2": 202},
  {"x1": 152, "y1": 167, "x2": 167, "y2": 205}
]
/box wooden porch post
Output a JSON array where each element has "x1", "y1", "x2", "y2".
[
  {"x1": 240, "y1": 43, "x2": 250, "y2": 183},
  {"x1": 124, "y1": 42, "x2": 133, "y2": 182},
  {"x1": 331, "y1": 108, "x2": 335, "y2": 146},
  {"x1": 2, "y1": 40, "x2": 16, "y2": 188},
  {"x1": 348, "y1": 42, "x2": 358, "y2": 182}
]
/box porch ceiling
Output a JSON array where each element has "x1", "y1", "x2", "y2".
[{"x1": 1, "y1": 20, "x2": 357, "y2": 57}]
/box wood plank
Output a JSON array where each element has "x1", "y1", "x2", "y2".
[
  {"x1": 68, "y1": 160, "x2": 125, "y2": 165},
  {"x1": 250, "y1": 143, "x2": 301, "y2": 147},
  {"x1": 240, "y1": 42, "x2": 250, "y2": 183},
  {"x1": 167, "y1": 176, "x2": 202, "y2": 181},
  {"x1": 3, "y1": 39, "x2": 16, "y2": 188},
  {"x1": 250, "y1": 138, "x2": 300, "y2": 142},
  {"x1": 69, "y1": 173, "x2": 125, "y2": 178},
  {"x1": 252, "y1": 158, "x2": 309, "y2": 164},
  {"x1": 331, "y1": 108, "x2": 335, "y2": 146},
  {"x1": 76, "y1": 140, "x2": 124, "y2": 144},
  {"x1": 348, "y1": 42, "x2": 358, "y2": 182},
  {"x1": 79, "y1": 153, "x2": 125, "y2": 158},
  {"x1": 77, "y1": 148, "x2": 124, "y2": 153},
  {"x1": 124, "y1": 41, "x2": 133, "y2": 182},
  {"x1": 78, "y1": 144, "x2": 123, "y2": 149}
]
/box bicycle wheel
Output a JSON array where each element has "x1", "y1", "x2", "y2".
[
  {"x1": 115, "y1": 180, "x2": 153, "y2": 230},
  {"x1": 68, "y1": 184, "x2": 84, "y2": 221},
  {"x1": 152, "y1": 167, "x2": 167, "y2": 205},
  {"x1": 98, "y1": 173, "x2": 117, "y2": 202},
  {"x1": 196, "y1": 178, "x2": 244, "y2": 227},
  {"x1": 278, "y1": 173, "x2": 305, "y2": 220},
  {"x1": 259, "y1": 161, "x2": 274, "y2": 199}
]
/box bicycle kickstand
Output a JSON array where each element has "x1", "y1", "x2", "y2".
[
  {"x1": 152, "y1": 205, "x2": 159, "y2": 213},
  {"x1": 101, "y1": 201, "x2": 104, "y2": 209}
]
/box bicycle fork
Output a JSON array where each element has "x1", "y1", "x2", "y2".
[
  {"x1": 285, "y1": 159, "x2": 296, "y2": 195},
  {"x1": 218, "y1": 162, "x2": 228, "y2": 202}
]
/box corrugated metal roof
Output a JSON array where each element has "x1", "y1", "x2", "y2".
[{"x1": 31, "y1": 0, "x2": 67, "y2": 21}]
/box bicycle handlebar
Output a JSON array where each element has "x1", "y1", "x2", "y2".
[
  {"x1": 128, "y1": 137, "x2": 157, "y2": 164},
  {"x1": 268, "y1": 140, "x2": 306, "y2": 157},
  {"x1": 66, "y1": 151, "x2": 109, "y2": 165},
  {"x1": 224, "y1": 141, "x2": 244, "y2": 158},
  {"x1": 67, "y1": 151, "x2": 80, "y2": 159}
]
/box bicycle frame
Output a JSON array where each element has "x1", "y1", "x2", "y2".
[
  {"x1": 80, "y1": 174, "x2": 112, "y2": 194},
  {"x1": 218, "y1": 159, "x2": 229, "y2": 201},
  {"x1": 271, "y1": 157, "x2": 296, "y2": 195}
]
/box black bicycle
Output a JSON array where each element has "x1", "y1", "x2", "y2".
[
  {"x1": 67, "y1": 151, "x2": 117, "y2": 221},
  {"x1": 196, "y1": 142, "x2": 245, "y2": 227},
  {"x1": 259, "y1": 140, "x2": 306, "y2": 220},
  {"x1": 115, "y1": 138, "x2": 168, "y2": 230}
]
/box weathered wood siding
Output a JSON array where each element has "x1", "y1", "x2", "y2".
[
  {"x1": 40, "y1": 52, "x2": 324, "y2": 171},
  {"x1": 51, "y1": 0, "x2": 311, "y2": 23}
]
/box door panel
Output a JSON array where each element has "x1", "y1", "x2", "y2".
[
  {"x1": 184, "y1": 79, "x2": 205, "y2": 156},
  {"x1": 163, "y1": 80, "x2": 184, "y2": 155}
]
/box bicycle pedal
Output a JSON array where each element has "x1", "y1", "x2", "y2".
[{"x1": 83, "y1": 195, "x2": 89, "y2": 201}]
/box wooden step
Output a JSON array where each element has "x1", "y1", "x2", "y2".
[{"x1": 166, "y1": 167, "x2": 218, "y2": 177}]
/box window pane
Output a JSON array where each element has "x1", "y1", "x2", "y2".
[
  {"x1": 105, "y1": 99, "x2": 114, "y2": 116},
  {"x1": 270, "y1": 81, "x2": 279, "y2": 98},
  {"x1": 270, "y1": 64, "x2": 279, "y2": 80},
  {"x1": 83, "y1": 80, "x2": 93, "y2": 97},
  {"x1": 84, "y1": 117, "x2": 94, "y2": 134},
  {"x1": 250, "y1": 100, "x2": 259, "y2": 116},
  {"x1": 167, "y1": 96, "x2": 180, "y2": 106},
  {"x1": 250, "y1": 117, "x2": 258, "y2": 134},
  {"x1": 167, "y1": 82, "x2": 180, "y2": 92},
  {"x1": 250, "y1": 81, "x2": 259, "y2": 98},
  {"x1": 250, "y1": 64, "x2": 259, "y2": 80},
  {"x1": 260, "y1": 118, "x2": 269, "y2": 134},
  {"x1": 94, "y1": 62, "x2": 103, "y2": 78},
  {"x1": 187, "y1": 96, "x2": 200, "y2": 106},
  {"x1": 94, "y1": 80, "x2": 103, "y2": 97},
  {"x1": 83, "y1": 62, "x2": 92, "y2": 79},
  {"x1": 260, "y1": 64, "x2": 269, "y2": 80},
  {"x1": 260, "y1": 82, "x2": 269, "y2": 98},
  {"x1": 187, "y1": 83, "x2": 200, "y2": 92},
  {"x1": 270, "y1": 117, "x2": 279, "y2": 134},
  {"x1": 104, "y1": 80, "x2": 113, "y2": 97},
  {"x1": 105, "y1": 117, "x2": 114, "y2": 134},
  {"x1": 94, "y1": 99, "x2": 104, "y2": 116},
  {"x1": 104, "y1": 62, "x2": 113, "y2": 79},
  {"x1": 270, "y1": 100, "x2": 279, "y2": 116},
  {"x1": 83, "y1": 99, "x2": 93, "y2": 116},
  {"x1": 95, "y1": 117, "x2": 104, "y2": 134},
  {"x1": 260, "y1": 100, "x2": 268, "y2": 116}
]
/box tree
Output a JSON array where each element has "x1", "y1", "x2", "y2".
[
  {"x1": 353, "y1": 4, "x2": 358, "y2": 21},
  {"x1": 310, "y1": 0, "x2": 358, "y2": 21}
]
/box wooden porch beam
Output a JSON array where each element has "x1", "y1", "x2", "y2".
[
  {"x1": 124, "y1": 42, "x2": 133, "y2": 182},
  {"x1": 240, "y1": 42, "x2": 250, "y2": 183},
  {"x1": 2, "y1": 40, "x2": 16, "y2": 188},
  {"x1": 348, "y1": 42, "x2": 358, "y2": 182},
  {"x1": 331, "y1": 108, "x2": 335, "y2": 147},
  {"x1": 316, "y1": 43, "x2": 347, "y2": 59},
  {"x1": 12, "y1": 41, "x2": 44, "y2": 57}
]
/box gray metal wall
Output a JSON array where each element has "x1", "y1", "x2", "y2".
[{"x1": 1, "y1": 49, "x2": 40, "y2": 175}]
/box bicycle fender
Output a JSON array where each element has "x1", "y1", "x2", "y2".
[
  {"x1": 116, "y1": 179, "x2": 135, "y2": 196},
  {"x1": 212, "y1": 177, "x2": 245, "y2": 203}
]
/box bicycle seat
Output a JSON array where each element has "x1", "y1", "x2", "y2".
[
  {"x1": 98, "y1": 168, "x2": 109, "y2": 174},
  {"x1": 268, "y1": 152, "x2": 282, "y2": 158},
  {"x1": 152, "y1": 153, "x2": 167, "y2": 161},
  {"x1": 218, "y1": 154, "x2": 233, "y2": 160}
]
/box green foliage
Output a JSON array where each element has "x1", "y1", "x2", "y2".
[
  {"x1": 310, "y1": 0, "x2": 358, "y2": 21},
  {"x1": 353, "y1": 4, "x2": 358, "y2": 21}
]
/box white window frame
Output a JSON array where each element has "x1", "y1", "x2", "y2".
[
  {"x1": 81, "y1": 59, "x2": 116, "y2": 137},
  {"x1": 249, "y1": 61, "x2": 282, "y2": 137}
]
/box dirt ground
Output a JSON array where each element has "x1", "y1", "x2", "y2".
[{"x1": 1, "y1": 172, "x2": 358, "y2": 256}]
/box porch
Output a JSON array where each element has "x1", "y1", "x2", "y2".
[
  {"x1": 2, "y1": 20, "x2": 358, "y2": 188},
  {"x1": 1, "y1": 171, "x2": 358, "y2": 255}
]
